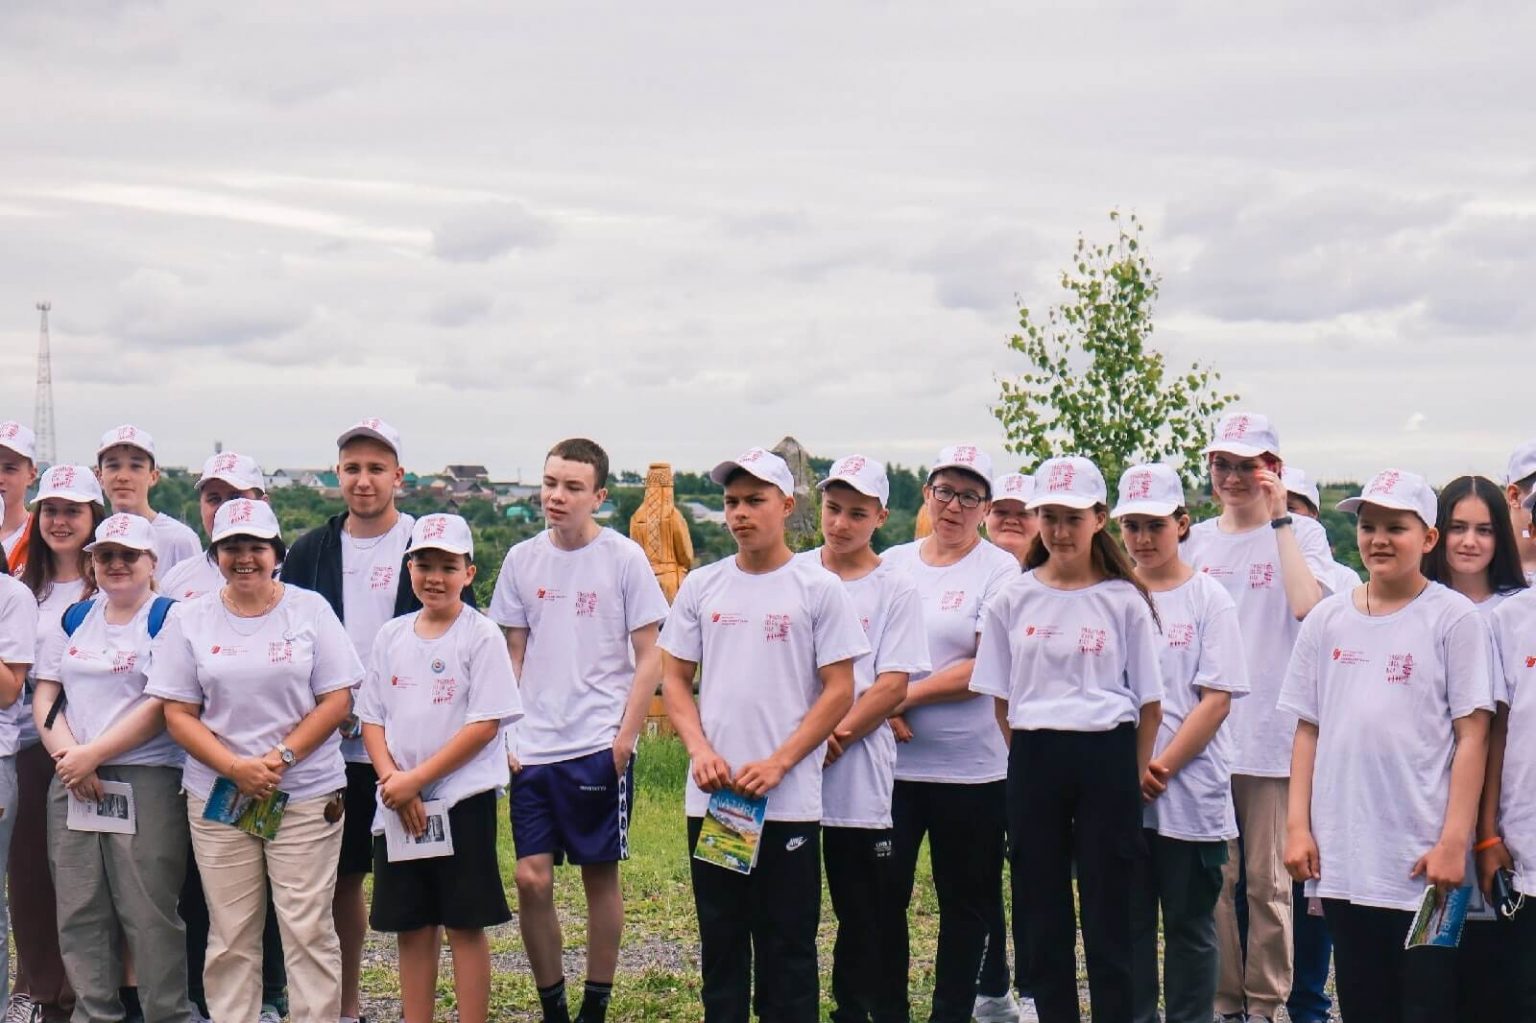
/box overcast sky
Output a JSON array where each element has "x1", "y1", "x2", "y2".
[{"x1": 2, "y1": 1, "x2": 1530, "y2": 486}]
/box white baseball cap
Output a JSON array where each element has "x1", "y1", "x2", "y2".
[
  {"x1": 0, "y1": 421, "x2": 37, "y2": 461},
  {"x1": 1203, "y1": 411, "x2": 1280, "y2": 460},
  {"x1": 928, "y1": 444, "x2": 994, "y2": 490},
  {"x1": 32, "y1": 464, "x2": 104, "y2": 506},
  {"x1": 1282, "y1": 466, "x2": 1321, "y2": 510},
  {"x1": 1507, "y1": 438, "x2": 1536, "y2": 487},
  {"x1": 83, "y1": 513, "x2": 157, "y2": 554},
  {"x1": 1336, "y1": 469, "x2": 1438, "y2": 527},
  {"x1": 1027, "y1": 456, "x2": 1108, "y2": 510},
  {"x1": 97, "y1": 424, "x2": 156, "y2": 460},
  {"x1": 409, "y1": 513, "x2": 474, "y2": 558},
  {"x1": 197, "y1": 452, "x2": 265, "y2": 494},
  {"x1": 337, "y1": 417, "x2": 402, "y2": 460},
  {"x1": 818, "y1": 454, "x2": 889, "y2": 508},
  {"x1": 710, "y1": 447, "x2": 795, "y2": 496},
  {"x1": 211, "y1": 498, "x2": 283, "y2": 544},
  {"x1": 990, "y1": 472, "x2": 1035, "y2": 508},
  {"x1": 1110, "y1": 463, "x2": 1186, "y2": 519}
]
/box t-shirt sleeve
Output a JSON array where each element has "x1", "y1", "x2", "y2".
[
  {"x1": 0, "y1": 586, "x2": 37, "y2": 666},
  {"x1": 1296, "y1": 519, "x2": 1337, "y2": 590},
  {"x1": 969, "y1": 596, "x2": 1012, "y2": 699},
  {"x1": 307, "y1": 598, "x2": 366, "y2": 697},
  {"x1": 143, "y1": 607, "x2": 204, "y2": 704},
  {"x1": 977, "y1": 555, "x2": 1019, "y2": 631},
  {"x1": 487, "y1": 548, "x2": 527, "y2": 629},
  {"x1": 1444, "y1": 608, "x2": 1496, "y2": 720},
  {"x1": 1277, "y1": 608, "x2": 1324, "y2": 725},
  {"x1": 623, "y1": 544, "x2": 670, "y2": 632},
  {"x1": 1193, "y1": 586, "x2": 1250, "y2": 697},
  {"x1": 814, "y1": 580, "x2": 871, "y2": 668},
  {"x1": 1123, "y1": 592, "x2": 1165, "y2": 707},
  {"x1": 1490, "y1": 611, "x2": 1512, "y2": 707},
  {"x1": 465, "y1": 618, "x2": 524, "y2": 726},
  {"x1": 32, "y1": 607, "x2": 66, "y2": 682},
  {"x1": 657, "y1": 573, "x2": 703, "y2": 663},
  {"x1": 876, "y1": 580, "x2": 932, "y2": 676},
  {"x1": 354, "y1": 630, "x2": 389, "y2": 726}
]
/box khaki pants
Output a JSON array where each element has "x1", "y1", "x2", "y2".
[
  {"x1": 1214, "y1": 775, "x2": 1293, "y2": 1019},
  {"x1": 188, "y1": 792, "x2": 343, "y2": 1023}
]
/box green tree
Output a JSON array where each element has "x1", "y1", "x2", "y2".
[{"x1": 993, "y1": 210, "x2": 1237, "y2": 490}]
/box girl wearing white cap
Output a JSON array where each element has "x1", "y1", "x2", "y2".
[
  {"x1": 11, "y1": 465, "x2": 106, "y2": 1023},
  {"x1": 1185, "y1": 412, "x2": 1333, "y2": 1023},
  {"x1": 31, "y1": 514, "x2": 188, "y2": 1023},
  {"x1": 971, "y1": 454, "x2": 1163, "y2": 1023},
  {"x1": 882, "y1": 446, "x2": 1024, "y2": 1023},
  {"x1": 0, "y1": 502, "x2": 39, "y2": 1014},
  {"x1": 147, "y1": 499, "x2": 362, "y2": 1023},
  {"x1": 1280, "y1": 470, "x2": 1494, "y2": 1023},
  {"x1": 1110, "y1": 464, "x2": 1248, "y2": 1023},
  {"x1": 985, "y1": 472, "x2": 1038, "y2": 567},
  {"x1": 358, "y1": 514, "x2": 522, "y2": 1023}
]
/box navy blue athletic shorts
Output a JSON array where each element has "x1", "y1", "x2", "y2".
[{"x1": 510, "y1": 747, "x2": 632, "y2": 865}]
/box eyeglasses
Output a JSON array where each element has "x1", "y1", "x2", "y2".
[
  {"x1": 931, "y1": 484, "x2": 985, "y2": 509},
  {"x1": 1209, "y1": 458, "x2": 1266, "y2": 478},
  {"x1": 92, "y1": 549, "x2": 143, "y2": 565}
]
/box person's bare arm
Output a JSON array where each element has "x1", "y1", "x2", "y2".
[
  {"x1": 0, "y1": 661, "x2": 26, "y2": 709},
  {"x1": 661, "y1": 652, "x2": 730, "y2": 794},
  {"x1": 827, "y1": 670, "x2": 908, "y2": 764},
  {"x1": 736, "y1": 658, "x2": 855, "y2": 798},
  {"x1": 1144, "y1": 690, "x2": 1232, "y2": 800},
  {"x1": 1414, "y1": 710, "x2": 1492, "y2": 891},
  {"x1": 1476, "y1": 706, "x2": 1514, "y2": 896},
  {"x1": 1284, "y1": 720, "x2": 1321, "y2": 881},
  {"x1": 895, "y1": 658, "x2": 979, "y2": 711},
  {"x1": 1135, "y1": 701, "x2": 1162, "y2": 778},
  {"x1": 613, "y1": 623, "x2": 662, "y2": 774},
  {"x1": 163, "y1": 700, "x2": 281, "y2": 799},
  {"x1": 503, "y1": 626, "x2": 529, "y2": 678}
]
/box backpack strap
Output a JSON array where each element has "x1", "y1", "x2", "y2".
[
  {"x1": 147, "y1": 595, "x2": 176, "y2": 639},
  {"x1": 61, "y1": 598, "x2": 95, "y2": 637}
]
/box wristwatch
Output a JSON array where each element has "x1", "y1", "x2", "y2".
[
  {"x1": 276, "y1": 744, "x2": 297, "y2": 767},
  {"x1": 1270, "y1": 516, "x2": 1294, "y2": 530}
]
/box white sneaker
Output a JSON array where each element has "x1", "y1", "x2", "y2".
[
  {"x1": 2, "y1": 996, "x2": 36, "y2": 1023},
  {"x1": 258, "y1": 1007, "x2": 281, "y2": 1023},
  {"x1": 973, "y1": 990, "x2": 1023, "y2": 1023}
]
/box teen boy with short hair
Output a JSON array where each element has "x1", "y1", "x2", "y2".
[
  {"x1": 0, "y1": 421, "x2": 38, "y2": 562},
  {"x1": 94, "y1": 424, "x2": 199, "y2": 580},
  {"x1": 661, "y1": 447, "x2": 869, "y2": 1022},
  {"x1": 489, "y1": 438, "x2": 669, "y2": 1023}
]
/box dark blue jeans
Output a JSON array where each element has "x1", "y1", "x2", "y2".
[{"x1": 1287, "y1": 882, "x2": 1333, "y2": 1022}]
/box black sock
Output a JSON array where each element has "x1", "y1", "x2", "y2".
[
  {"x1": 119, "y1": 987, "x2": 143, "y2": 1020},
  {"x1": 537, "y1": 978, "x2": 571, "y2": 1023},
  {"x1": 576, "y1": 980, "x2": 613, "y2": 1023}
]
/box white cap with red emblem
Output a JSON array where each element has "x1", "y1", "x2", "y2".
[
  {"x1": 1027, "y1": 456, "x2": 1108, "y2": 511},
  {"x1": 710, "y1": 447, "x2": 795, "y2": 496},
  {"x1": 1336, "y1": 469, "x2": 1438, "y2": 527},
  {"x1": 817, "y1": 454, "x2": 889, "y2": 507}
]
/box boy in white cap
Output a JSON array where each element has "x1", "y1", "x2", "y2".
[
  {"x1": 795, "y1": 455, "x2": 930, "y2": 1023},
  {"x1": 1504, "y1": 438, "x2": 1536, "y2": 581},
  {"x1": 94, "y1": 424, "x2": 200, "y2": 581},
  {"x1": 985, "y1": 471, "x2": 1038, "y2": 566},
  {"x1": 1280, "y1": 469, "x2": 1493, "y2": 1022},
  {"x1": 0, "y1": 421, "x2": 38, "y2": 563},
  {"x1": 161, "y1": 453, "x2": 269, "y2": 601},
  {"x1": 358, "y1": 514, "x2": 522, "y2": 1023},
  {"x1": 488, "y1": 439, "x2": 669, "y2": 1023},
  {"x1": 660, "y1": 446, "x2": 868, "y2": 1023}
]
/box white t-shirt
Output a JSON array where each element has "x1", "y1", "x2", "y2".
[
  {"x1": 796, "y1": 551, "x2": 932, "y2": 829},
  {"x1": 1329, "y1": 562, "x2": 1362, "y2": 594},
  {"x1": 356, "y1": 607, "x2": 523, "y2": 830},
  {"x1": 1, "y1": 525, "x2": 24, "y2": 559},
  {"x1": 972, "y1": 574, "x2": 1164, "y2": 732},
  {"x1": 160, "y1": 553, "x2": 223, "y2": 601},
  {"x1": 149, "y1": 512, "x2": 201, "y2": 582},
  {"x1": 488, "y1": 529, "x2": 669, "y2": 765},
  {"x1": 338, "y1": 514, "x2": 414, "y2": 763},
  {"x1": 1184, "y1": 516, "x2": 1335, "y2": 777},
  {"x1": 144, "y1": 586, "x2": 363, "y2": 802},
  {"x1": 35, "y1": 598, "x2": 182, "y2": 768},
  {"x1": 882, "y1": 539, "x2": 1019, "y2": 784},
  {"x1": 1141, "y1": 574, "x2": 1249, "y2": 841},
  {"x1": 25, "y1": 581, "x2": 90, "y2": 750},
  {"x1": 659, "y1": 555, "x2": 869, "y2": 822},
  {"x1": 0, "y1": 574, "x2": 39, "y2": 757},
  {"x1": 1490, "y1": 588, "x2": 1536, "y2": 896},
  {"x1": 1277, "y1": 584, "x2": 1495, "y2": 911}
]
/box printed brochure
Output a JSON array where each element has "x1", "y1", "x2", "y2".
[
  {"x1": 1405, "y1": 884, "x2": 1471, "y2": 949},
  {"x1": 202, "y1": 776, "x2": 289, "y2": 841},
  {"x1": 693, "y1": 790, "x2": 767, "y2": 874}
]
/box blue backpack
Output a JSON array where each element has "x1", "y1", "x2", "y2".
[{"x1": 42, "y1": 596, "x2": 176, "y2": 731}]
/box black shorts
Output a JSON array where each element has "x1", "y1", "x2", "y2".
[
  {"x1": 369, "y1": 789, "x2": 511, "y2": 933},
  {"x1": 338, "y1": 761, "x2": 378, "y2": 876}
]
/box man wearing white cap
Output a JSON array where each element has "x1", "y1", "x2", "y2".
[
  {"x1": 660, "y1": 447, "x2": 868, "y2": 1023},
  {"x1": 94, "y1": 424, "x2": 200, "y2": 582},
  {"x1": 0, "y1": 421, "x2": 39, "y2": 564},
  {"x1": 161, "y1": 453, "x2": 270, "y2": 601},
  {"x1": 1504, "y1": 438, "x2": 1536, "y2": 581}
]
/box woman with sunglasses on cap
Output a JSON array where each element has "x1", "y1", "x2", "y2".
[
  {"x1": 31, "y1": 514, "x2": 189, "y2": 1023},
  {"x1": 10, "y1": 465, "x2": 106, "y2": 1023},
  {"x1": 984, "y1": 473, "x2": 1038, "y2": 568},
  {"x1": 0, "y1": 493, "x2": 39, "y2": 1017},
  {"x1": 146, "y1": 499, "x2": 361, "y2": 1023},
  {"x1": 1110, "y1": 464, "x2": 1248, "y2": 1023},
  {"x1": 971, "y1": 455, "x2": 1163, "y2": 1023},
  {"x1": 882, "y1": 446, "x2": 1025, "y2": 1023},
  {"x1": 1280, "y1": 470, "x2": 1494, "y2": 1023},
  {"x1": 1184, "y1": 412, "x2": 1332, "y2": 1023}
]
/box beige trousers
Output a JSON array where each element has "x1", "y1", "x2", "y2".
[
  {"x1": 1213, "y1": 774, "x2": 1294, "y2": 1019},
  {"x1": 188, "y1": 793, "x2": 343, "y2": 1023}
]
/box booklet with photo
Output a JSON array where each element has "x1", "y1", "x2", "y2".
[
  {"x1": 384, "y1": 798, "x2": 455, "y2": 862},
  {"x1": 693, "y1": 790, "x2": 767, "y2": 875},
  {"x1": 1405, "y1": 884, "x2": 1472, "y2": 949},
  {"x1": 202, "y1": 776, "x2": 289, "y2": 841},
  {"x1": 66, "y1": 780, "x2": 137, "y2": 835}
]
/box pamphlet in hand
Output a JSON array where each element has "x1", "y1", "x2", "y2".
[
  {"x1": 693, "y1": 790, "x2": 767, "y2": 874},
  {"x1": 1405, "y1": 884, "x2": 1472, "y2": 949},
  {"x1": 66, "y1": 780, "x2": 137, "y2": 835},
  {"x1": 202, "y1": 776, "x2": 288, "y2": 841},
  {"x1": 384, "y1": 799, "x2": 454, "y2": 862}
]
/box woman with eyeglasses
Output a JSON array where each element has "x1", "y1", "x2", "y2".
[
  {"x1": 32, "y1": 514, "x2": 189, "y2": 1023},
  {"x1": 882, "y1": 446, "x2": 1025, "y2": 1023},
  {"x1": 1183, "y1": 413, "x2": 1332, "y2": 1023}
]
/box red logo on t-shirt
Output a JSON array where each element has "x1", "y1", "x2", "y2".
[
  {"x1": 1023, "y1": 624, "x2": 1062, "y2": 639},
  {"x1": 1385, "y1": 653, "x2": 1415, "y2": 686},
  {"x1": 111, "y1": 650, "x2": 136, "y2": 674},
  {"x1": 1078, "y1": 627, "x2": 1107, "y2": 655},
  {"x1": 764, "y1": 614, "x2": 791, "y2": 641},
  {"x1": 859, "y1": 616, "x2": 871, "y2": 635},
  {"x1": 711, "y1": 611, "x2": 747, "y2": 626},
  {"x1": 1248, "y1": 562, "x2": 1275, "y2": 589},
  {"x1": 576, "y1": 591, "x2": 599, "y2": 617},
  {"x1": 432, "y1": 677, "x2": 458, "y2": 704},
  {"x1": 369, "y1": 566, "x2": 393, "y2": 591},
  {"x1": 1527, "y1": 655, "x2": 1536, "y2": 669},
  {"x1": 537, "y1": 587, "x2": 565, "y2": 601},
  {"x1": 1333, "y1": 648, "x2": 1369, "y2": 666},
  {"x1": 268, "y1": 641, "x2": 294, "y2": 664},
  {"x1": 1166, "y1": 623, "x2": 1195, "y2": 649},
  {"x1": 1046, "y1": 463, "x2": 1077, "y2": 492},
  {"x1": 939, "y1": 590, "x2": 965, "y2": 611}
]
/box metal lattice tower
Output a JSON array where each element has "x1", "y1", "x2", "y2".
[{"x1": 34, "y1": 301, "x2": 57, "y2": 465}]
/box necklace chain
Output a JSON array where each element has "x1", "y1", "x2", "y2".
[
  {"x1": 1364, "y1": 579, "x2": 1430, "y2": 617},
  {"x1": 220, "y1": 584, "x2": 282, "y2": 636}
]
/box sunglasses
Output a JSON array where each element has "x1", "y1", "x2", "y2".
[{"x1": 92, "y1": 548, "x2": 144, "y2": 565}]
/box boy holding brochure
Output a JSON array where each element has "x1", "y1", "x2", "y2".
[{"x1": 357, "y1": 514, "x2": 522, "y2": 1023}]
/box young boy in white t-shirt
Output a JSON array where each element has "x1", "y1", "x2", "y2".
[
  {"x1": 93, "y1": 425, "x2": 200, "y2": 581},
  {"x1": 0, "y1": 421, "x2": 39, "y2": 562},
  {"x1": 358, "y1": 514, "x2": 522, "y2": 1023},
  {"x1": 488, "y1": 439, "x2": 669, "y2": 1023},
  {"x1": 660, "y1": 447, "x2": 869, "y2": 1023}
]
